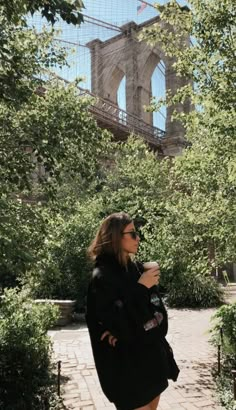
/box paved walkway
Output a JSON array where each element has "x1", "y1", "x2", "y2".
[{"x1": 49, "y1": 296, "x2": 235, "y2": 410}]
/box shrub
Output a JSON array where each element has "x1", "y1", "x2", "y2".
[
  {"x1": 28, "y1": 199, "x2": 103, "y2": 311},
  {"x1": 0, "y1": 288, "x2": 60, "y2": 410},
  {"x1": 215, "y1": 376, "x2": 236, "y2": 410},
  {"x1": 0, "y1": 196, "x2": 46, "y2": 291},
  {"x1": 211, "y1": 302, "x2": 236, "y2": 355},
  {"x1": 165, "y1": 270, "x2": 224, "y2": 308},
  {"x1": 210, "y1": 302, "x2": 236, "y2": 410}
]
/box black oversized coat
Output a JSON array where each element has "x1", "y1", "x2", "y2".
[{"x1": 86, "y1": 254, "x2": 173, "y2": 410}]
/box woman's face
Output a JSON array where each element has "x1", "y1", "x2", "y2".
[{"x1": 120, "y1": 222, "x2": 140, "y2": 255}]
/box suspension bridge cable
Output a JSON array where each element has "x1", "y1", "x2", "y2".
[
  {"x1": 52, "y1": 31, "x2": 166, "y2": 102},
  {"x1": 83, "y1": 17, "x2": 121, "y2": 33},
  {"x1": 82, "y1": 14, "x2": 122, "y2": 31},
  {"x1": 73, "y1": 34, "x2": 167, "y2": 118},
  {"x1": 33, "y1": 2, "x2": 168, "y2": 122},
  {"x1": 54, "y1": 38, "x2": 89, "y2": 48}
]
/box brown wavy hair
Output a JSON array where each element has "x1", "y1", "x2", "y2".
[{"x1": 88, "y1": 212, "x2": 133, "y2": 265}]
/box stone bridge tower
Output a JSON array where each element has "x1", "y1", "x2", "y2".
[{"x1": 87, "y1": 16, "x2": 191, "y2": 156}]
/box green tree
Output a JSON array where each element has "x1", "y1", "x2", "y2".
[
  {"x1": 140, "y1": 0, "x2": 236, "y2": 274},
  {"x1": 0, "y1": 0, "x2": 110, "y2": 290},
  {"x1": 0, "y1": 0, "x2": 83, "y2": 105},
  {"x1": 0, "y1": 84, "x2": 110, "y2": 289},
  {"x1": 100, "y1": 137, "x2": 169, "y2": 218},
  {"x1": 140, "y1": 1, "x2": 235, "y2": 400},
  {"x1": 27, "y1": 137, "x2": 170, "y2": 308},
  {"x1": 27, "y1": 198, "x2": 104, "y2": 310},
  {"x1": 1, "y1": 0, "x2": 84, "y2": 26},
  {"x1": 97, "y1": 136, "x2": 223, "y2": 307}
]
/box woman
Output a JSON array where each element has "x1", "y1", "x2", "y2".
[{"x1": 86, "y1": 212, "x2": 179, "y2": 410}]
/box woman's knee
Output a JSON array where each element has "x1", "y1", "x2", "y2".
[{"x1": 149, "y1": 394, "x2": 160, "y2": 410}]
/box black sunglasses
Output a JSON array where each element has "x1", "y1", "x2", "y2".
[{"x1": 122, "y1": 231, "x2": 139, "y2": 240}]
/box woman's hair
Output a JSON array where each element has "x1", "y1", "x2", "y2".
[{"x1": 88, "y1": 212, "x2": 133, "y2": 265}]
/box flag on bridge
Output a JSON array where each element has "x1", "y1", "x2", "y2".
[{"x1": 137, "y1": 1, "x2": 147, "y2": 14}]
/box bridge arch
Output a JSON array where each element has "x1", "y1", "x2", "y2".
[
  {"x1": 104, "y1": 65, "x2": 125, "y2": 105},
  {"x1": 87, "y1": 17, "x2": 191, "y2": 155},
  {"x1": 151, "y1": 60, "x2": 166, "y2": 131},
  {"x1": 117, "y1": 75, "x2": 126, "y2": 111},
  {"x1": 138, "y1": 51, "x2": 161, "y2": 125}
]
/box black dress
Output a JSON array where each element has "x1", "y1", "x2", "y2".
[{"x1": 86, "y1": 253, "x2": 177, "y2": 410}]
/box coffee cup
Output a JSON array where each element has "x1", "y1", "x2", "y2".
[{"x1": 143, "y1": 261, "x2": 159, "y2": 271}]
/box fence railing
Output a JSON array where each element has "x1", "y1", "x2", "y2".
[
  {"x1": 45, "y1": 76, "x2": 166, "y2": 143},
  {"x1": 78, "y1": 88, "x2": 166, "y2": 143}
]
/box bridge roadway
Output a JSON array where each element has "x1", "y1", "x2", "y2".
[
  {"x1": 78, "y1": 88, "x2": 166, "y2": 151},
  {"x1": 41, "y1": 76, "x2": 166, "y2": 152}
]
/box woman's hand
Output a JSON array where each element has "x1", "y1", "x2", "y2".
[
  {"x1": 100, "y1": 330, "x2": 118, "y2": 347},
  {"x1": 138, "y1": 266, "x2": 160, "y2": 288}
]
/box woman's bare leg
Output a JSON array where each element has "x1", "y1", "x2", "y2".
[
  {"x1": 133, "y1": 395, "x2": 160, "y2": 410},
  {"x1": 149, "y1": 395, "x2": 160, "y2": 410}
]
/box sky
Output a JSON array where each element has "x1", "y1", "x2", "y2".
[{"x1": 29, "y1": 0, "x2": 188, "y2": 131}]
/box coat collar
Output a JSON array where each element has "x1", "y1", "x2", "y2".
[
  {"x1": 95, "y1": 253, "x2": 123, "y2": 268},
  {"x1": 95, "y1": 252, "x2": 134, "y2": 275}
]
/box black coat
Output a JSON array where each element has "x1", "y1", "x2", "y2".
[{"x1": 86, "y1": 254, "x2": 178, "y2": 410}]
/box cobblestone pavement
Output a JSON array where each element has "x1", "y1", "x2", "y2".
[{"x1": 49, "y1": 297, "x2": 235, "y2": 410}]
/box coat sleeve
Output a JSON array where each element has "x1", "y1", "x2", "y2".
[{"x1": 87, "y1": 271, "x2": 159, "y2": 344}]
